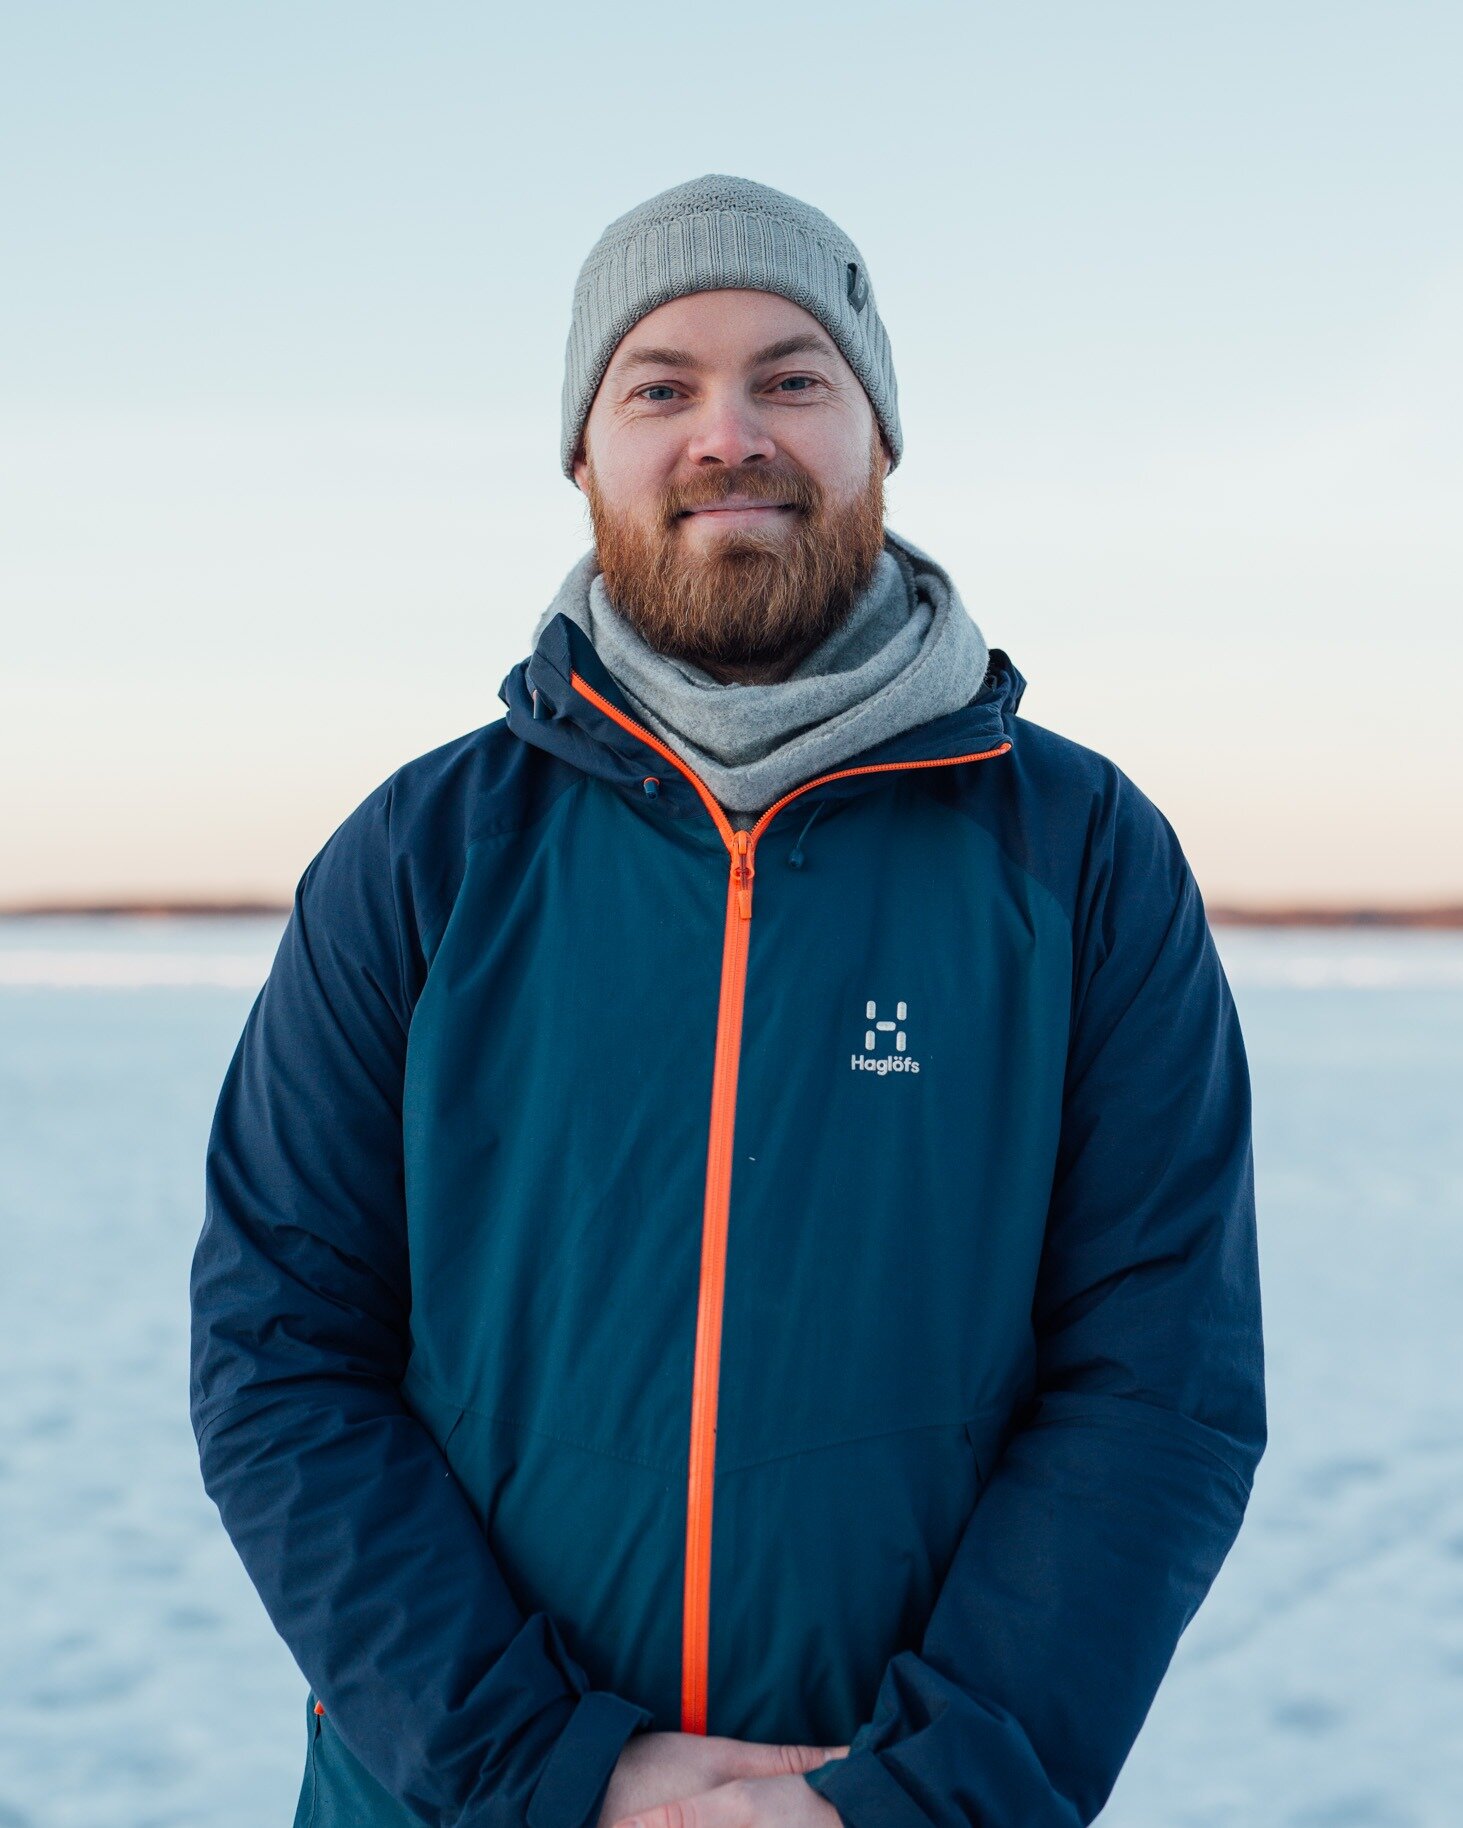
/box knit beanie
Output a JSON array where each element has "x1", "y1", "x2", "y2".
[{"x1": 560, "y1": 173, "x2": 901, "y2": 480}]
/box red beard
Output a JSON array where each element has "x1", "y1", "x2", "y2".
[{"x1": 583, "y1": 428, "x2": 888, "y2": 684}]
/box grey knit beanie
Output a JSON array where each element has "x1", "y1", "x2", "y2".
[{"x1": 560, "y1": 173, "x2": 901, "y2": 480}]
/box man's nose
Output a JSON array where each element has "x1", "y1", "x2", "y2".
[{"x1": 683, "y1": 391, "x2": 777, "y2": 467}]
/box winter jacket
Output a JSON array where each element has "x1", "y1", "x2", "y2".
[{"x1": 189, "y1": 609, "x2": 1267, "y2": 1828}]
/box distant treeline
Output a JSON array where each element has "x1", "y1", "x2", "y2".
[
  {"x1": 0, "y1": 900, "x2": 293, "y2": 918},
  {"x1": 2, "y1": 899, "x2": 1462, "y2": 928},
  {"x1": 1205, "y1": 904, "x2": 1463, "y2": 929}
]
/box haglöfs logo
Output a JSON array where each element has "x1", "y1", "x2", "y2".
[{"x1": 852, "y1": 999, "x2": 920, "y2": 1075}]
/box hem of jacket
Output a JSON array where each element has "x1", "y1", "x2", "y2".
[{"x1": 525, "y1": 1690, "x2": 655, "y2": 1828}]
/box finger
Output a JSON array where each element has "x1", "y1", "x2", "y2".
[
  {"x1": 744, "y1": 1743, "x2": 847, "y2": 1778},
  {"x1": 610, "y1": 1787, "x2": 731, "y2": 1828}
]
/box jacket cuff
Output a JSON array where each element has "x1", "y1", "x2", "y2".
[
  {"x1": 527, "y1": 1690, "x2": 655, "y2": 1828},
  {"x1": 802, "y1": 1751, "x2": 931, "y2": 1828}
]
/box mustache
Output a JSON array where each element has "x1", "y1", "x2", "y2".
[{"x1": 662, "y1": 466, "x2": 822, "y2": 521}]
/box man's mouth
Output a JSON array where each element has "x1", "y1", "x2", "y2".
[{"x1": 676, "y1": 499, "x2": 797, "y2": 520}]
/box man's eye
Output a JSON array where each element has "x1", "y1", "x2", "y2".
[
  {"x1": 639, "y1": 385, "x2": 678, "y2": 402},
  {"x1": 775, "y1": 376, "x2": 818, "y2": 393}
]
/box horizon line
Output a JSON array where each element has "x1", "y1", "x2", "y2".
[{"x1": 2, "y1": 898, "x2": 1462, "y2": 930}]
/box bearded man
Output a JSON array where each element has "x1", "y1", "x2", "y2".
[{"x1": 191, "y1": 175, "x2": 1267, "y2": 1828}]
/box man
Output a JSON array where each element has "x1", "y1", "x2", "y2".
[{"x1": 190, "y1": 174, "x2": 1266, "y2": 1828}]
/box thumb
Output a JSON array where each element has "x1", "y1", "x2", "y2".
[{"x1": 751, "y1": 1743, "x2": 851, "y2": 1776}]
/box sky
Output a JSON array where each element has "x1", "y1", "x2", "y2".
[{"x1": 2, "y1": 1, "x2": 1459, "y2": 907}]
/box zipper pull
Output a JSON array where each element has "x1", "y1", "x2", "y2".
[{"x1": 732, "y1": 829, "x2": 754, "y2": 920}]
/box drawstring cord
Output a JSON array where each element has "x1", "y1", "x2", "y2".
[{"x1": 786, "y1": 800, "x2": 824, "y2": 869}]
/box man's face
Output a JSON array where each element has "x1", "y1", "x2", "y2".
[{"x1": 572, "y1": 289, "x2": 891, "y2": 684}]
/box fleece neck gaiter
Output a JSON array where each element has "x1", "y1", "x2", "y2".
[{"x1": 530, "y1": 525, "x2": 992, "y2": 820}]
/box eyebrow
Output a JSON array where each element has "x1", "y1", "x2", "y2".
[{"x1": 614, "y1": 332, "x2": 839, "y2": 376}]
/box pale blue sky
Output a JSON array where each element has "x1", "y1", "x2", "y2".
[{"x1": 3, "y1": 2, "x2": 1459, "y2": 903}]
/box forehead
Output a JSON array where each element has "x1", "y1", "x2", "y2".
[{"x1": 604, "y1": 288, "x2": 850, "y2": 377}]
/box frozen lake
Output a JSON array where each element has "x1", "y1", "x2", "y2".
[{"x1": 0, "y1": 916, "x2": 1459, "y2": 1827}]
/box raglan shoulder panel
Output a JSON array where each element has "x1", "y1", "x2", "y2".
[
  {"x1": 288, "y1": 716, "x2": 581, "y2": 1024},
  {"x1": 953, "y1": 710, "x2": 1215, "y2": 1031}
]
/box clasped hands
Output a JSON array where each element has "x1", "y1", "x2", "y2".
[{"x1": 598, "y1": 1729, "x2": 847, "y2": 1828}]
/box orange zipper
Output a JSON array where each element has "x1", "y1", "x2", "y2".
[{"x1": 569, "y1": 669, "x2": 1011, "y2": 1732}]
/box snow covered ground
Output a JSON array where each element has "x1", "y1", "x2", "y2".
[{"x1": 0, "y1": 916, "x2": 1458, "y2": 1827}]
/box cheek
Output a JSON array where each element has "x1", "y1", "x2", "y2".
[
  {"x1": 781, "y1": 418, "x2": 875, "y2": 501},
  {"x1": 598, "y1": 442, "x2": 681, "y2": 516}
]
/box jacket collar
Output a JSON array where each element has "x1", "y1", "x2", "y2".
[{"x1": 499, "y1": 610, "x2": 1024, "y2": 814}]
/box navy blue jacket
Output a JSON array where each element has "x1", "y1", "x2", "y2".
[{"x1": 189, "y1": 611, "x2": 1266, "y2": 1828}]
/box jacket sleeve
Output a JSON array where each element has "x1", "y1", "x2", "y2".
[
  {"x1": 803, "y1": 773, "x2": 1268, "y2": 1828},
  {"x1": 189, "y1": 781, "x2": 653, "y2": 1828}
]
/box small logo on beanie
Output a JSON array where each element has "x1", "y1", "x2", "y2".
[{"x1": 845, "y1": 261, "x2": 869, "y2": 312}]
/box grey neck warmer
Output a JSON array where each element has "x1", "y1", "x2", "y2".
[{"x1": 529, "y1": 526, "x2": 990, "y2": 820}]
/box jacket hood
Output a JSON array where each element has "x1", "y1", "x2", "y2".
[{"x1": 498, "y1": 609, "x2": 1026, "y2": 822}]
